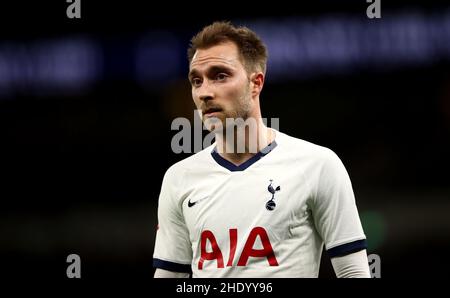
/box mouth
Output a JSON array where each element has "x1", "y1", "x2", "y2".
[{"x1": 203, "y1": 107, "x2": 223, "y2": 117}]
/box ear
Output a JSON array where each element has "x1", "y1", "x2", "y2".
[{"x1": 250, "y1": 72, "x2": 265, "y2": 98}]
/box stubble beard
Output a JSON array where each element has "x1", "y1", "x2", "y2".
[{"x1": 205, "y1": 84, "x2": 253, "y2": 133}]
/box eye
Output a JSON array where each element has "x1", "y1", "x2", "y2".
[
  {"x1": 215, "y1": 73, "x2": 228, "y2": 81},
  {"x1": 191, "y1": 78, "x2": 202, "y2": 87}
]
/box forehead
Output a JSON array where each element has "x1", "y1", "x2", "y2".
[{"x1": 189, "y1": 42, "x2": 244, "y2": 72}]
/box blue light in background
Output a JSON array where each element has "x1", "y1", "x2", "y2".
[
  {"x1": 0, "y1": 37, "x2": 102, "y2": 98},
  {"x1": 248, "y1": 9, "x2": 450, "y2": 81},
  {"x1": 1, "y1": 8, "x2": 450, "y2": 97},
  {"x1": 134, "y1": 32, "x2": 182, "y2": 88}
]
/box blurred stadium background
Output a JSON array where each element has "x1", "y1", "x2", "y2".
[{"x1": 1, "y1": 1, "x2": 449, "y2": 279}]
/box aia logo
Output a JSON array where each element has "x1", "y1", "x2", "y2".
[
  {"x1": 265, "y1": 180, "x2": 281, "y2": 211},
  {"x1": 198, "y1": 227, "x2": 278, "y2": 270}
]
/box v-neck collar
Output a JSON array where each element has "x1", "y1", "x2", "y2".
[{"x1": 211, "y1": 140, "x2": 278, "y2": 172}]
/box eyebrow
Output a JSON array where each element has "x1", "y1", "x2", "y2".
[{"x1": 188, "y1": 65, "x2": 233, "y2": 80}]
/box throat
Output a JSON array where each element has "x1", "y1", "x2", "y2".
[
  {"x1": 219, "y1": 152, "x2": 255, "y2": 167},
  {"x1": 214, "y1": 127, "x2": 276, "y2": 166}
]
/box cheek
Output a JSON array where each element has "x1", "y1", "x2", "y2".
[
  {"x1": 224, "y1": 82, "x2": 246, "y2": 101},
  {"x1": 192, "y1": 90, "x2": 200, "y2": 106},
  {"x1": 231, "y1": 83, "x2": 250, "y2": 104}
]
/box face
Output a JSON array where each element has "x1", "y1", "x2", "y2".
[{"x1": 189, "y1": 41, "x2": 257, "y2": 131}]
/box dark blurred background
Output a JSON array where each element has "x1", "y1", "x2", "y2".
[{"x1": 1, "y1": 0, "x2": 449, "y2": 280}]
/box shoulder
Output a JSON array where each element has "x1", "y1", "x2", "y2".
[
  {"x1": 164, "y1": 143, "x2": 216, "y2": 180},
  {"x1": 158, "y1": 144, "x2": 216, "y2": 205},
  {"x1": 276, "y1": 131, "x2": 340, "y2": 164}
]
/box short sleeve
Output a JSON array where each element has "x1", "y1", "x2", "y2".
[
  {"x1": 153, "y1": 166, "x2": 192, "y2": 272},
  {"x1": 310, "y1": 149, "x2": 367, "y2": 258}
]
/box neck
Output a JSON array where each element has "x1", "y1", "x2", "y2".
[{"x1": 215, "y1": 117, "x2": 275, "y2": 166}]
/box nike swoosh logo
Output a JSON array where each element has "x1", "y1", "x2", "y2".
[{"x1": 187, "y1": 197, "x2": 209, "y2": 208}]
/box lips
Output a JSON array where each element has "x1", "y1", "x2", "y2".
[{"x1": 203, "y1": 107, "x2": 222, "y2": 116}]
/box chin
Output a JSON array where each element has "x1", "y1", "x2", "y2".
[{"x1": 204, "y1": 117, "x2": 224, "y2": 132}]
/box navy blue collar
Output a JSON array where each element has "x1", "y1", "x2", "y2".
[{"x1": 211, "y1": 141, "x2": 278, "y2": 172}]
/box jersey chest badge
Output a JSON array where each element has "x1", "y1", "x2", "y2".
[{"x1": 265, "y1": 179, "x2": 281, "y2": 211}]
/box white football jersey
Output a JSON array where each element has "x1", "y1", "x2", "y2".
[{"x1": 153, "y1": 130, "x2": 367, "y2": 277}]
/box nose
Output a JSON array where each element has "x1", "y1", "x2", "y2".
[
  {"x1": 197, "y1": 81, "x2": 214, "y2": 102},
  {"x1": 199, "y1": 93, "x2": 213, "y2": 102}
]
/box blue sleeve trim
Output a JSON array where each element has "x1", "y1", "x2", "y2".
[
  {"x1": 153, "y1": 258, "x2": 192, "y2": 273},
  {"x1": 327, "y1": 239, "x2": 368, "y2": 258}
]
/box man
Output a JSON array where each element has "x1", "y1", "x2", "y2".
[{"x1": 153, "y1": 21, "x2": 370, "y2": 278}]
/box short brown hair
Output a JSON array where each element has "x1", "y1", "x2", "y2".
[{"x1": 187, "y1": 21, "x2": 268, "y2": 74}]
